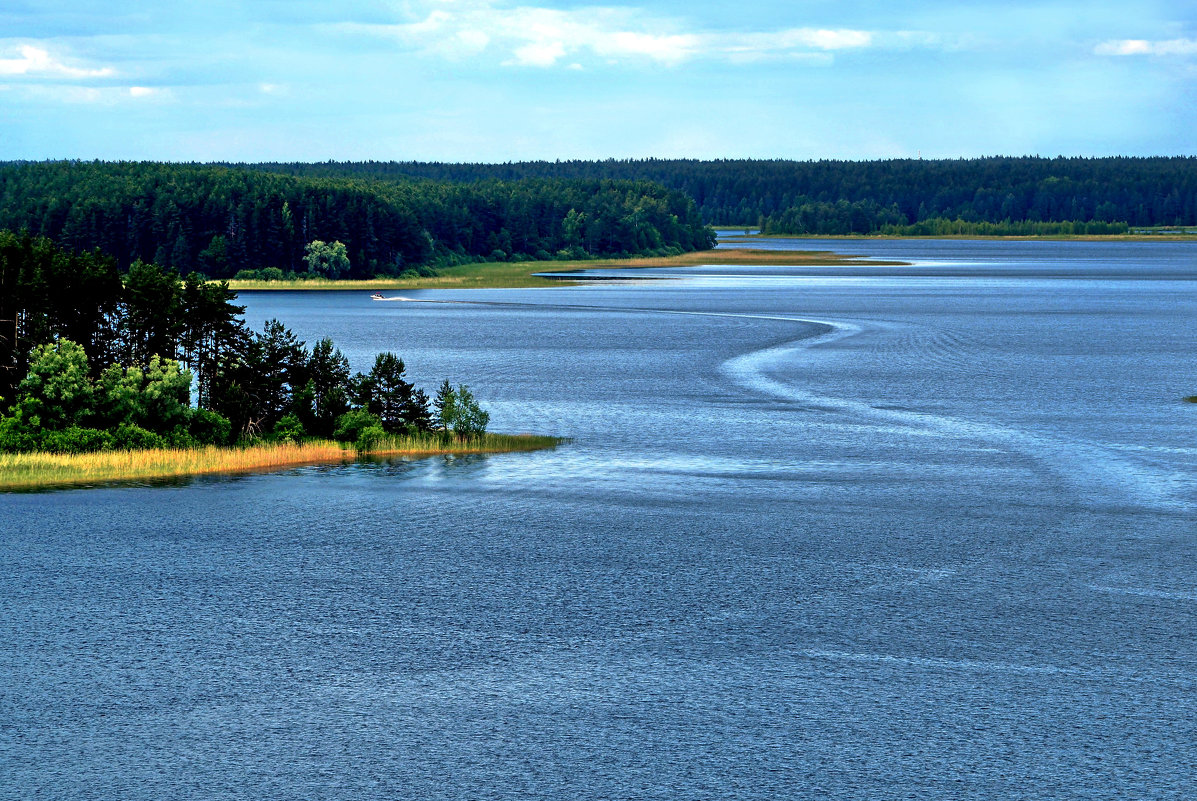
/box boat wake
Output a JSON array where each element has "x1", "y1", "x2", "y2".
[
  {"x1": 373, "y1": 295, "x2": 1190, "y2": 511},
  {"x1": 721, "y1": 316, "x2": 1191, "y2": 513}
]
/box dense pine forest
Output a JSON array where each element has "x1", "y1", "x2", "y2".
[
  {"x1": 0, "y1": 162, "x2": 715, "y2": 278},
  {"x1": 1, "y1": 157, "x2": 1193, "y2": 285},
  {"x1": 0, "y1": 232, "x2": 490, "y2": 452},
  {"x1": 245, "y1": 156, "x2": 1197, "y2": 233}
]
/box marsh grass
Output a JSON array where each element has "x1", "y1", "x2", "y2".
[
  {"x1": 0, "y1": 433, "x2": 564, "y2": 491},
  {"x1": 224, "y1": 249, "x2": 888, "y2": 292},
  {"x1": 366, "y1": 432, "x2": 566, "y2": 456}
]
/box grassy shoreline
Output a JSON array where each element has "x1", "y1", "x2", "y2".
[
  {"x1": 223, "y1": 233, "x2": 1193, "y2": 293},
  {"x1": 223, "y1": 248, "x2": 900, "y2": 291},
  {"x1": 0, "y1": 433, "x2": 565, "y2": 492}
]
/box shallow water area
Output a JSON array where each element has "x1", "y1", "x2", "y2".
[{"x1": 3, "y1": 239, "x2": 1196, "y2": 800}]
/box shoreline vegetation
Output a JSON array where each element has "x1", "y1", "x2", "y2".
[
  {"x1": 222, "y1": 248, "x2": 907, "y2": 291},
  {"x1": 717, "y1": 232, "x2": 1197, "y2": 242},
  {"x1": 0, "y1": 433, "x2": 565, "y2": 492},
  {"x1": 221, "y1": 231, "x2": 1195, "y2": 292}
]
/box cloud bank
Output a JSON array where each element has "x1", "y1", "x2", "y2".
[{"x1": 337, "y1": 1, "x2": 901, "y2": 68}]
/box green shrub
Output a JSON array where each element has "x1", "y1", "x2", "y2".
[
  {"x1": 355, "y1": 424, "x2": 388, "y2": 452},
  {"x1": 41, "y1": 426, "x2": 113, "y2": 454},
  {"x1": 0, "y1": 410, "x2": 41, "y2": 453},
  {"x1": 333, "y1": 409, "x2": 383, "y2": 443},
  {"x1": 112, "y1": 424, "x2": 166, "y2": 451},
  {"x1": 272, "y1": 413, "x2": 306, "y2": 443},
  {"x1": 188, "y1": 408, "x2": 233, "y2": 445},
  {"x1": 166, "y1": 427, "x2": 199, "y2": 449}
]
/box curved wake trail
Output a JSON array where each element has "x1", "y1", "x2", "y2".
[
  {"x1": 722, "y1": 319, "x2": 1188, "y2": 513},
  {"x1": 378, "y1": 296, "x2": 1188, "y2": 511}
]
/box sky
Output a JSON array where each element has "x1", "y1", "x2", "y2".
[{"x1": 0, "y1": 0, "x2": 1193, "y2": 161}]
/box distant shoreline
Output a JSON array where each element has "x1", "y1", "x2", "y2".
[
  {"x1": 222, "y1": 248, "x2": 905, "y2": 292},
  {"x1": 717, "y1": 233, "x2": 1197, "y2": 242}
]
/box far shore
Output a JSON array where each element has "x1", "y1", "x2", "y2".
[
  {"x1": 222, "y1": 234, "x2": 1194, "y2": 293},
  {"x1": 0, "y1": 433, "x2": 565, "y2": 492},
  {"x1": 222, "y1": 248, "x2": 905, "y2": 292},
  {"x1": 717, "y1": 232, "x2": 1197, "y2": 242}
]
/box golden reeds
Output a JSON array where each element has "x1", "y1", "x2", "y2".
[{"x1": 0, "y1": 434, "x2": 564, "y2": 491}]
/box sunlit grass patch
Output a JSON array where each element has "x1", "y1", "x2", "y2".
[
  {"x1": 366, "y1": 432, "x2": 566, "y2": 456},
  {"x1": 0, "y1": 433, "x2": 565, "y2": 491}
]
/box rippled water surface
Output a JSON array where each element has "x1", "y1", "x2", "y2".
[{"x1": 3, "y1": 239, "x2": 1196, "y2": 799}]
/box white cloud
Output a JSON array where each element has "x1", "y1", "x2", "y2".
[
  {"x1": 1095, "y1": 38, "x2": 1197, "y2": 56},
  {"x1": 0, "y1": 44, "x2": 115, "y2": 79},
  {"x1": 334, "y1": 2, "x2": 898, "y2": 69},
  {"x1": 9, "y1": 82, "x2": 173, "y2": 105},
  {"x1": 511, "y1": 40, "x2": 566, "y2": 67}
]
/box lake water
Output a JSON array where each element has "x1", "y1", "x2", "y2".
[{"x1": 3, "y1": 238, "x2": 1196, "y2": 799}]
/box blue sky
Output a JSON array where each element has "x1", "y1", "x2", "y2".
[{"x1": 0, "y1": 0, "x2": 1193, "y2": 161}]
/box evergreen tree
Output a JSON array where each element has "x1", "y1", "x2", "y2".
[{"x1": 355, "y1": 352, "x2": 430, "y2": 433}]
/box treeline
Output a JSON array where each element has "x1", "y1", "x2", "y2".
[
  {"x1": 757, "y1": 200, "x2": 1131, "y2": 236},
  {"x1": 0, "y1": 232, "x2": 485, "y2": 453},
  {"x1": 245, "y1": 156, "x2": 1197, "y2": 232},
  {"x1": 0, "y1": 161, "x2": 715, "y2": 278},
  {"x1": 877, "y1": 218, "x2": 1130, "y2": 237}
]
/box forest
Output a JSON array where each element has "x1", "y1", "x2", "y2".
[
  {"x1": 0, "y1": 232, "x2": 485, "y2": 454},
  {"x1": 0, "y1": 161, "x2": 716, "y2": 278},
  {"x1": 244, "y1": 156, "x2": 1197, "y2": 233},
  {"x1": 2, "y1": 158, "x2": 1194, "y2": 282}
]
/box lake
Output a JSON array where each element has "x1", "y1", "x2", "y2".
[{"x1": 3, "y1": 238, "x2": 1195, "y2": 799}]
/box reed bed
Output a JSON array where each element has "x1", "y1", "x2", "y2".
[
  {"x1": 0, "y1": 433, "x2": 564, "y2": 491},
  {"x1": 367, "y1": 432, "x2": 565, "y2": 456}
]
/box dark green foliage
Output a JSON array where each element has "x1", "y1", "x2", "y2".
[
  {"x1": 332, "y1": 409, "x2": 383, "y2": 443},
  {"x1": 875, "y1": 218, "x2": 1131, "y2": 237},
  {"x1": 271, "y1": 414, "x2": 306, "y2": 443},
  {"x1": 110, "y1": 424, "x2": 167, "y2": 451},
  {"x1": 304, "y1": 240, "x2": 350, "y2": 278},
  {"x1": 244, "y1": 157, "x2": 1197, "y2": 232},
  {"x1": 0, "y1": 162, "x2": 715, "y2": 278},
  {"x1": 0, "y1": 339, "x2": 234, "y2": 452},
  {"x1": 0, "y1": 162, "x2": 427, "y2": 277},
  {"x1": 40, "y1": 426, "x2": 115, "y2": 454},
  {"x1": 0, "y1": 234, "x2": 492, "y2": 454},
  {"x1": 120, "y1": 260, "x2": 184, "y2": 364},
  {"x1": 188, "y1": 407, "x2": 233, "y2": 446},
  {"x1": 306, "y1": 338, "x2": 352, "y2": 437},
  {"x1": 354, "y1": 352, "x2": 431, "y2": 434},
  {"x1": 354, "y1": 424, "x2": 388, "y2": 452},
  {"x1": 94, "y1": 355, "x2": 193, "y2": 433},
  {"x1": 233, "y1": 267, "x2": 287, "y2": 281},
  {"x1": 0, "y1": 230, "x2": 123, "y2": 403},
  {"x1": 14, "y1": 339, "x2": 95, "y2": 430},
  {"x1": 433, "y1": 379, "x2": 454, "y2": 430},
  {"x1": 437, "y1": 383, "x2": 490, "y2": 440},
  {"x1": 0, "y1": 409, "x2": 41, "y2": 452},
  {"x1": 178, "y1": 272, "x2": 245, "y2": 409},
  {"x1": 257, "y1": 319, "x2": 309, "y2": 425}
]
